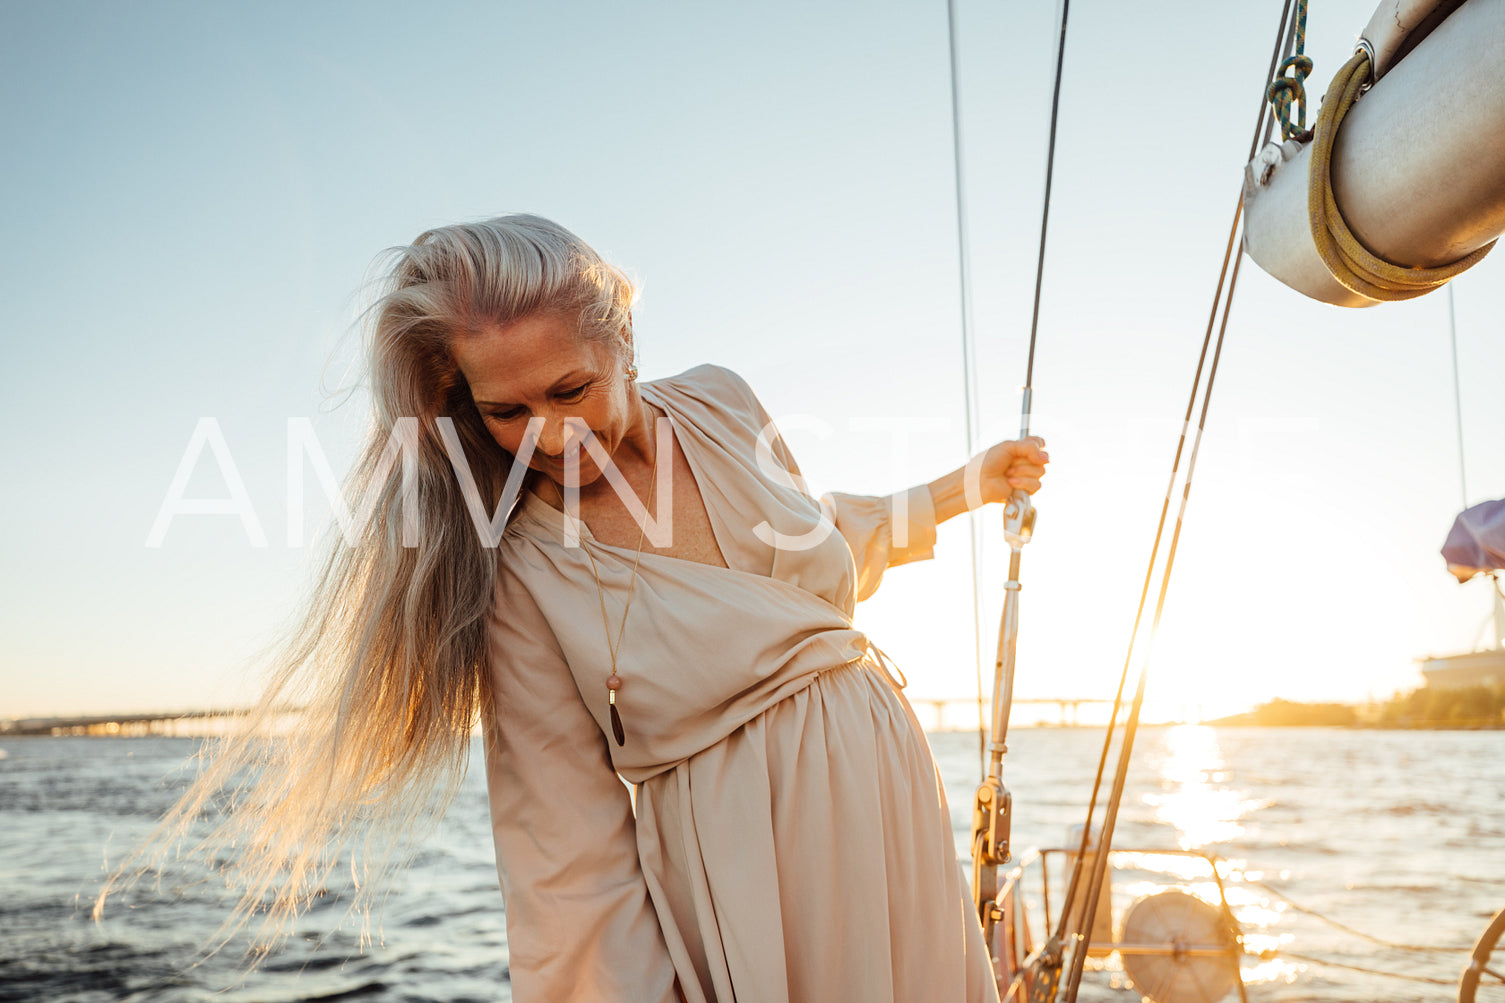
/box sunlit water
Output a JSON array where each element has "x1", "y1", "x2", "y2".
[{"x1": 2, "y1": 726, "x2": 1502, "y2": 1002}]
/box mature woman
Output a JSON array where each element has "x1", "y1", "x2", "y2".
[{"x1": 95, "y1": 213, "x2": 1046, "y2": 1003}]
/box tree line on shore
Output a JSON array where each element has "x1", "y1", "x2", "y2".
[{"x1": 1213, "y1": 685, "x2": 1505, "y2": 728}]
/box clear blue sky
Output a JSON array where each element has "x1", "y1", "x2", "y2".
[{"x1": 3, "y1": 0, "x2": 1502, "y2": 719}]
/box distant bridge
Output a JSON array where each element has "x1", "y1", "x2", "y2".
[
  {"x1": 1, "y1": 708, "x2": 253, "y2": 737},
  {"x1": 906, "y1": 697, "x2": 1113, "y2": 729},
  {"x1": 4, "y1": 698, "x2": 1116, "y2": 739}
]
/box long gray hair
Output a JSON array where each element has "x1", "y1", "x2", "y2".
[{"x1": 92, "y1": 213, "x2": 638, "y2": 961}]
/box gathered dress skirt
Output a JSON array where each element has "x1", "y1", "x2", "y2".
[{"x1": 634, "y1": 657, "x2": 999, "y2": 1003}]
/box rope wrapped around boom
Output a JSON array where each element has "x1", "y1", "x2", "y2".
[{"x1": 1307, "y1": 49, "x2": 1496, "y2": 300}]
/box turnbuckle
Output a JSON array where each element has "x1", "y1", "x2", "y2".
[
  {"x1": 972, "y1": 774, "x2": 1013, "y2": 868},
  {"x1": 1004, "y1": 490, "x2": 1035, "y2": 548}
]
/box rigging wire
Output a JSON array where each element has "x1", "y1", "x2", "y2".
[
  {"x1": 1248, "y1": 879, "x2": 1468, "y2": 953},
  {"x1": 1277, "y1": 952, "x2": 1460, "y2": 987},
  {"x1": 1052, "y1": 0, "x2": 1296, "y2": 959},
  {"x1": 1243, "y1": 877, "x2": 1473, "y2": 991},
  {"x1": 1054, "y1": 4, "x2": 1299, "y2": 999},
  {"x1": 1448, "y1": 284, "x2": 1469, "y2": 508},
  {"x1": 990, "y1": 0, "x2": 1069, "y2": 783},
  {"x1": 1445, "y1": 286, "x2": 1503, "y2": 638},
  {"x1": 944, "y1": 0, "x2": 988, "y2": 776},
  {"x1": 962, "y1": 0, "x2": 1070, "y2": 947},
  {"x1": 1024, "y1": 0, "x2": 1070, "y2": 402},
  {"x1": 1065, "y1": 241, "x2": 1253, "y2": 1002}
]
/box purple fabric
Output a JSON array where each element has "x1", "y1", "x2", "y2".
[{"x1": 1442, "y1": 498, "x2": 1505, "y2": 573}]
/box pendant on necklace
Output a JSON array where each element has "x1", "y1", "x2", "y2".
[{"x1": 607, "y1": 675, "x2": 626, "y2": 746}]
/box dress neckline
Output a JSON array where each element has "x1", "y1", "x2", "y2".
[{"x1": 517, "y1": 376, "x2": 736, "y2": 573}]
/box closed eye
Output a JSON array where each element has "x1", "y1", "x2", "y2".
[{"x1": 480, "y1": 383, "x2": 592, "y2": 422}]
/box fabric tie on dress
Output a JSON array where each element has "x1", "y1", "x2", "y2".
[{"x1": 861, "y1": 638, "x2": 909, "y2": 691}]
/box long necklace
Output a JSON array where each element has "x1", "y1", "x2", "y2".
[{"x1": 581, "y1": 426, "x2": 660, "y2": 748}]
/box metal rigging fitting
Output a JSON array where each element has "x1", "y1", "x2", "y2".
[{"x1": 971, "y1": 487, "x2": 1037, "y2": 946}]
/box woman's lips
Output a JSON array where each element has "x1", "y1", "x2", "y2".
[
  {"x1": 534, "y1": 449, "x2": 598, "y2": 472},
  {"x1": 534, "y1": 431, "x2": 603, "y2": 470}
]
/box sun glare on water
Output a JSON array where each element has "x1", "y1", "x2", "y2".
[
  {"x1": 1144, "y1": 725, "x2": 1270, "y2": 851},
  {"x1": 1141, "y1": 725, "x2": 1300, "y2": 987}
]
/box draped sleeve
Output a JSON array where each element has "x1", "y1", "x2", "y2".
[
  {"x1": 710, "y1": 364, "x2": 940, "y2": 602},
  {"x1": 481, "y1": 555, "x2": 679, "y2": 1003},
  {"x1": 817, "y1": 486, "x2": 937, "y2": 602}
]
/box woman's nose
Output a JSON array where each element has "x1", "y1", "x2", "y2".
[{"x1": 534, "y1": 416, "x2": 587, "y2": 459}]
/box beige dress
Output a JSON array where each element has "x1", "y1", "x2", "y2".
[{"x1": 482, "y1": 363, "x2": 998, "y2": 1003}]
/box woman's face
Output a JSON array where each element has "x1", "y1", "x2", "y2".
[{"x1": 452, "y1": 310, "x2": 634, "y2": 488}]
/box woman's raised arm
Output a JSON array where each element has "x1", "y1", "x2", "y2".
[
  {"x1": 709, "y1": 364, "x2": 1047, "y2": 602},
  {"x1": 923, "y1": 437, "x2": 1049, "y2": 525}
]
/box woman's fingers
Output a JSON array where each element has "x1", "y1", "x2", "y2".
[
  {"x1": 988, "y1": 440, "x2": 1048, "y2": 465},
  {"x1": 1003, "y1": 437, "x2": 1048, "y2": 495},
  {"x1": 973, "y1": 437, "x2": 1050, "y2": 501},
  {"x1": 1012, "y1": 438, "x2": 1048, "y2": 465}
]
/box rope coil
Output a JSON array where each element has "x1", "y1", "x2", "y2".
[{"x1": 1306, "y1": 48, "x2": 1497, "y2": 300}]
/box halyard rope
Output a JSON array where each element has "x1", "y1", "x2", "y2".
[{"x1": 1266, "y1": 0, "x2": 1312, "y2": 140}]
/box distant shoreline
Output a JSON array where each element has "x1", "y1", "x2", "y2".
[
  {"x1": 7, "y1": 686, "x2": 1505, "y2": 738},
  {"x1": 1207, "y1": 690, "x2": 1505, "y2": 730}
]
